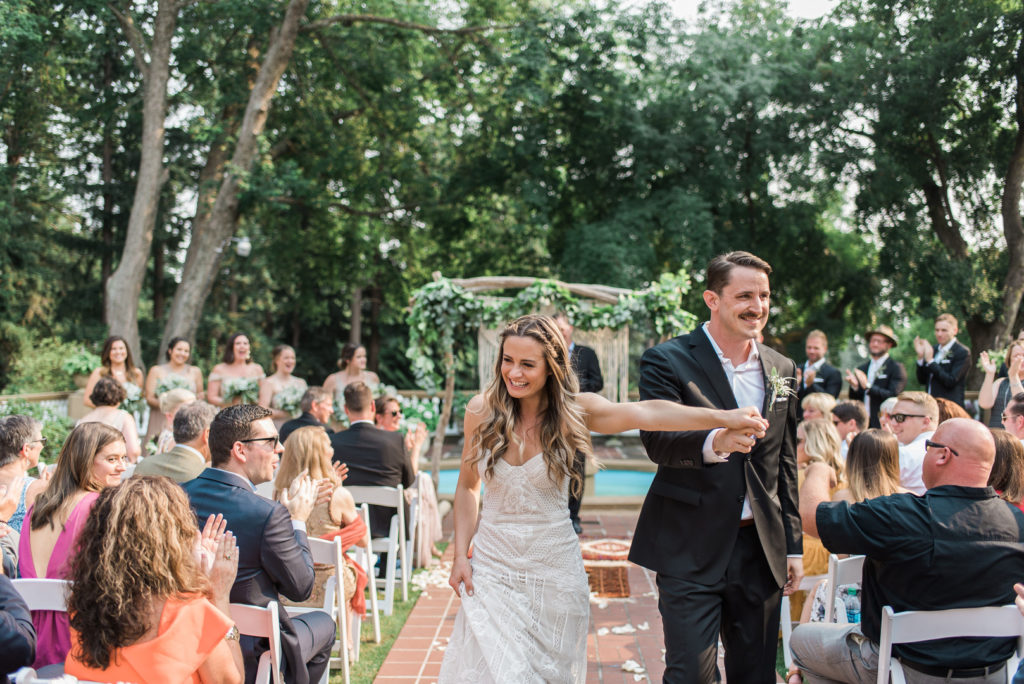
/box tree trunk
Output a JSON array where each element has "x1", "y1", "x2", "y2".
[
  {"x1": 152, "y1": 238, "x2": 164, "y2": 320},
  {"x1": 368, "y1": 284, "x2": 381, "y2": 370},
  {"x1": 349, "y1": 287, "x2": 363, "y2": 345},
  {"x1": 100, "y1": 53, "x2": 115, "y2": 315},
  {"x1": 104, "y1": 0, "x2": 176, "y2": 362},
  {"x1": 159, "y1": 0, "x2": 312, "y2": 350}
]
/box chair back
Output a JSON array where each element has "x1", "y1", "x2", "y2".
[
  {"x1": 231, "y1": 601, "x2": 284, "y2": 684},
  {"x1": 780, "y1": 573, "x2": 827, "y2": 670},
  {"x1": 825, "y1": 554, "x2": 866, "y2": 623},
  {"x1": 12, "y1": 579, "x2": 70, "y2": 612},
  {"x1": 877, "y1": 604, "x2": 1024, "y2": 684}
]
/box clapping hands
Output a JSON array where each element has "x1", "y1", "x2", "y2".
[{"x1": 280, "y1": 470, "x2": 318, "y2": 522}]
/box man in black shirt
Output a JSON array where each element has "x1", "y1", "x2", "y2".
[{"x1": 792, "y1": 418, "x2": 1024, "y2": 683}]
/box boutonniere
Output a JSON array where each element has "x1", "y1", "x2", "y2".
[{"x1": 767, "y1": 367, "x2": 797, "y2": 412}]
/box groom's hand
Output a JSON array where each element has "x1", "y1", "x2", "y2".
[
  {"x1": 783, "y1": 557, "x2": 804, "y2": 596},
  {"x1": 725, "y1": 406, "x2": 769, "y2": 435},
  {"x1": 712, "y1": 428, "x2": 758, "y2": 454}
]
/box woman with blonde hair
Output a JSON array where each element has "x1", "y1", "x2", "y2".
[
  {"x1": 801, "y1": 392, "x2": 838, "y2": 422},
  {"x1": 273, "y1": 426, "x2": 368, "y2": 615},
  {"x1": 65, "y1": 477, "x2": 243, "y2": 683},
  {"x1": 989, "y1": 429, "x2": 1024, "y2": 511},
  {"x1": 18, "y1": 422, "x2": 127, "y2": 668},
  {"x1": 440, "y1": 314, "x2": 768, "y2": 682}
]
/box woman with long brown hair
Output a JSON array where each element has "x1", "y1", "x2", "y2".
[
  {"x1": 440, "y1": 314, "x2": 768, "y2": 682},
  {"x1": 82, "y1": 335, "x2": 145, "y2": 409},
  {"x1": 65, "y1": 477, "x2": 243, "y2": 683},
  {"x1": 17, "y1": 422, "x2": 127, "y2": 668}
]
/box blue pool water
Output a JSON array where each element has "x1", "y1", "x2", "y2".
[{"x1": 436, "y1": 468, "x2": 654, "y2": 497}]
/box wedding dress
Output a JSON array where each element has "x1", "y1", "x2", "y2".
[{"x1": 439, "y1": 454, "x2": 589, "y2": 683}]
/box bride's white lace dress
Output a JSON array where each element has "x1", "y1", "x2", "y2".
[{"x1": 439, "y1": 454, "x2": 590, "y2": 683}]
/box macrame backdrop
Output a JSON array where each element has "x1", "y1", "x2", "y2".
[{"x1": 476, "y1": 306, "x2": 629, "y2": 402}]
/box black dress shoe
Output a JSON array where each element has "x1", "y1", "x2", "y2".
[{"x1": 572, "y1": 520, "x2": 583, "y2": 534}]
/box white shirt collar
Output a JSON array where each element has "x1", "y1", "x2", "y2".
[
  {"x1": 350, "y1": 419, "x2": 375, "y2": 426},
  {"x1": 805, "y1": 358, "x2": 825, "y2": 371},
  {"x1": 937, "y1": 340, "x2": 955, "y2": 355},
  {"x1": 702, "y1": 322, "x2": 760, "y2": 368}
]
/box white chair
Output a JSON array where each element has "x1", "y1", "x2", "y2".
[
  {"x1": 780, "y1": 574, "x2": 826, "y2": 670},
  {"x1": 231, "y1": 602, "x2": 284, "y2": 684},
  {"x1": 406, "y1": 478, "x2": 421, "y2": 569},
  {"x1": 348, "y1": 503, "x2": 381, "y2": 651},
  {"x1": 877, "y1": 604, "x2": 1024, "y2": 684},
  {"x1": 824, "y1": 554, "x2": 866, "y2": 623},
  {"x1": 12, "y1": 578, "x2": 70, "y2": 612},
  {"x1": 345, "y1": 485, "x2": 407, "y2": 616},
  {"x1": 285, "y1": 537, "x2": 349, "y2": 684}
]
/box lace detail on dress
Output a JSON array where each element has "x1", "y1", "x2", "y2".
[{"x1": 439, "y1": 455, "x2": 588, "y2": 683}]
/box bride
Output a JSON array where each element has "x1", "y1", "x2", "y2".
[{"x1": 440, "y1": 314, "x2": 768, "y2": 682}]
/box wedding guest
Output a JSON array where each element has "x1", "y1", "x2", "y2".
[
  {"x1": 133, "y1": 401, "x2": 217, "y2": 483},
  {"x1": 207, "y1": 333, "x2": 265, "y2": 407},
  {"x1": 989, "y1": 429, "x2": 1024, "y2": 511},
  {"x1": 878, "y1": 396, "x2": 899, "y2": 434},
  {"x1": 936, "y1": 396, "x2": 970, "y2": 423},
  {"x1": 798, "y1": 330, "x2": 842, "y2": 400},
  {"x1": 374, "y1": 395, "x2": 428, "y2": 470},
  {"x1": 891, "y1": 391, "x2": 938, "y2": 495},
  {"x1": 143, "y1": 336, "x2": 205, "y2": 442},
  {"x1": 273, "y1": 427, "x2": 368, "y2": 616},
  {"x1": 830, "y1": 401, "x2": 867, "y2": 461},
  {"x1": 77, "y1": 377, "x2": 141, "y2": 464},
  {"x1": 18, "y1": 422, "x2": 126, "y2": 669},
  {"x1": 65, "y1": 477, "x2": 244, "y2": 683},
  {"x1": 323, "y1": 343, "x2": 379, "y2": 404},
  {"x1": 915, "y1": 313, "x2": 970, "y2": 408},
  {"x1": 1003, "y1": 393, "x2": 1024, "y2": 443},
  {"x1": 280, "y1": 387, "x2": 335, "y2": 445},
  {"x1": 0, "y1": 574, "x2": 35, "y2": 676},
  {"x1": 801, "y1": 392, "x2": 837, "y2": 422},
  {"x1": 847, "y1": 325, "x2": 907, "y2": 429},
  {"x1": 0, "y1": 415, "x2": 49, "y2": 533},
  {"x1": 259, "y1": 345, "x2": 308, "y2": 428},
  {"x1": 82, "y1": 336, "x2": 144, "y2": 409},
  {"x1": 154, "y1": 388, "x2": 197, "y2": 455},
  {"x1": 979, "y1": 340, "x2": 1024, "y2": 428}
]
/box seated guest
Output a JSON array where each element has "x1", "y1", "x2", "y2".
[
  {"x1": 77, "y1": 377, "x2": 142, "y2": 464},
  {"x1": 0, "y1": 523, "x2": 16, "y2": 577},
  {"x1": 183, "y1": 405, "x2": 334, "y2": 684},
  {"x1": 801, "y1": 392, "x2": 837, "y2": 422},
  {"x1": 18, "y1": 422, "x2": 126, "y2": 669},
  {"x1": 374, "y1": 395, "x2": 427, "y2": 468},
  {"x1": 878, "y1": 396, "x2": 899, "y2": 434},
  {"x1": 154, "y1": 388, "x2": 197, "y2": 455},
  {"x1": 1004, "y1": 392, "x2": 1024, "y2": 444},
  {"x1": 830, "y1": 401, "x2": 867, "y2": 462},
  {"x1": 330, "y1": 383, "x2": 414, "y2": 542},
  {"x1": 134, "y1": 401, "x2": 217, "y2": 483},
  {"x1": 274, "y1": 427, "x2": 368, "y2": 615},
  {"x1": 793, "y1": 418, "x2": 1024, "y2": 683},
  {"x1": 936, "y1": 396, "x2": 970, "y2": 423},
  {"x1": 980, "y1": 341, "x2": 1024, "y2": 427},
  {"x1": 279, "y1": 387, "x2": 335, "y2": 445},
  {"x1": 989, "y1": 429, "x2": 1024, "y2": 512},
  {"x1": 890, "y1": 391, "x2": 939, "y2": 495},
  {"x1": 0, "y1": 573, "x2": 35, "y2": 676},
  {"x1": 65, "y1": 477, "x2": 243, "y2": 683},
  {"x1": 0, "y1": 415, "x2": 49, "y2": 533}
]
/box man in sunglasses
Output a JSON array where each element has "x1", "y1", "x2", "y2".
[
  {"x1": 792, "y1": 418, "x2": 1024, "y2": 683},
  {"x1": 1001, "y1": 392, "x2": 1024, "y2": 443},
  {"x1": 890, "y1": 391, "x2": 938, "y2": 495}
]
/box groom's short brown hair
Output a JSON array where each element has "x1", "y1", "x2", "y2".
[{"x1": 706, "y1": 251, "x2": 772, "y2": 294}]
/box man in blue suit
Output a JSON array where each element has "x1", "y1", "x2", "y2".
[{"x1": 183, "y1": 404, "x2": 334, "y2": 684}]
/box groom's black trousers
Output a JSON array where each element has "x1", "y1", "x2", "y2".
[{"x1": 656, "y1": 525, "x2": 782, "y2": 683}]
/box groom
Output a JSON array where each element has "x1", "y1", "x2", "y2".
[{"x1": 629, "y1": 251, "x2": 802, "y2": 682}]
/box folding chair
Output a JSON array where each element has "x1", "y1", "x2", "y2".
[
  {"x1": 780, "y1": 573, "x2": 827, "y2": 670},
  {"x1": 348, "y1": 503, "x2": 381, "y2": 653},
  {"x1": 345, "y1": 485, "x2": 407, "y2": 616},
  {"x1": 284, "y1": 537, "x2": 349, "y2": 684},
  {"x1": 12, "y1": 578, "x2": 70, "y2": 612},
  {"x1": 406, "y1": 478, "x2": 421, "y2": 570},
  {"x1": 877, "y1": 604, "x2": 1024, "y2": 684},
  {"x1": 231, "y1": 602, "x2": 284, "y2": 684},
  {"x1": 824, "y1": 554, "x2": 866, "y2": 623}
]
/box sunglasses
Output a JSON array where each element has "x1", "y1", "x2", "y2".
[
  {"x1": 386, "y1": 410, "x2": 402, "y2": 417},
  {"x1": 924, "y1": 439, "x2": 959, "y2": 458},
  {"x1": 891, "y1": 413, "x2": 928, "y2": 424},
  {"x1": 239, "y1": 434, "x2": 280, "y2": 449},
  {"x1": 27, "y1": 437, "x2": 48, "y2": 447}
]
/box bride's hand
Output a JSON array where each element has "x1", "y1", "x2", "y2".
[
  {"x1": 449, "y1": 556, "x2": 474, "y2": 598},
  {"x1": 724, "y1": 407, "x2": 768, "y2": 436}
]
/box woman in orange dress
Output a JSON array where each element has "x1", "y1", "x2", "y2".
[{"x1": 65, "y1": 477, "x2": 244, "y2": 684}]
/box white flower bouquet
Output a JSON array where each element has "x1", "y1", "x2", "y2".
[
  {"x1": 398, "y1": 394, "x2": 441, "y2": 433},
  {"x1": 222, "y1": 377, "x2": 260, "y2": 404},
  {"x1": 121, "y1": 381, "x2": 146, "y2": 415},
  {"x1": 156, "y1": 374, "x2": 193, "y2": 396},
  {"x1": 273, "y1": 384, "x2": 305, "y2": 418}
]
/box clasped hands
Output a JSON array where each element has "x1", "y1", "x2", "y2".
[
  {"x1": 280, "y1": 464, "x2": 348, "y2": 522},
  {"x1": 712, "y1": 406, "x2": 769, "y2": 455},
  {"x1": 913, "y1": 336, "x2": 934, "y2": 362}
]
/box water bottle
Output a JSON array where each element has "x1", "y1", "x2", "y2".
[{"x1": 844, "y1": 586, "x2": 861, "y2": 623}]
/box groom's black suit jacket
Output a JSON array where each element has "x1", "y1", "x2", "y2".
[{"x1": 628, "y1": 329, "x2": 802, "y2": 588}]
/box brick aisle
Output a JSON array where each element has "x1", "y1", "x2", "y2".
[{"x1": 374, "y1": 510, "x2": 784, "y2": 683}]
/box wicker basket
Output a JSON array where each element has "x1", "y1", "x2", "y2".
[{"x1": 581, "y1": 538, "x2": 631, "y2": 598}]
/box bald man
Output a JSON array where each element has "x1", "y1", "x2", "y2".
[{"x1": 791, "y1": 419, "x2": 1024, "y2": 683}]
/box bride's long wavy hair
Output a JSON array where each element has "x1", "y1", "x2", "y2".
[{"x1": 469, "y1": 314, "x2": 592, "y2": 496}]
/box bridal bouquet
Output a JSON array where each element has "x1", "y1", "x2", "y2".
[
  {"x1": 273, "y1": 384, "x2": 305, "y2": 418},
  {"x1": 156, "y1": 374, "x2": 193, "y2": 397},
  {"x1": 121, "y1": 381, "x2": 146, "y2": 415},
  {"x1": 222, "y1": 377, "x2": 260, "y2": 404}
]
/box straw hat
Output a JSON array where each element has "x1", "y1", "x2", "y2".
[{"x1": 864, "y1": 324, "x2": 898, "y2": 347}]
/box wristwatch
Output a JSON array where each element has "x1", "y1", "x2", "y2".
[{"x1": 225, "y1": 625, "x2": 240, "y2": 642}]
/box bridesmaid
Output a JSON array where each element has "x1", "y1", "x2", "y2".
[
  {"x1": 82, "y1": 336, "x2": 144, "y2": 409},
  {"x1": 323, "y1": 343, "x2": 379, "y2": 405},
  {"x1": 258, "y1": 344, "x2": 308, "y2": 428},
  {"x1": 144, "y1": 336, "x2": 205, "y2": 442},
  {"x1": 207, "y1": 333, "x2": 265, "y2": 407}
]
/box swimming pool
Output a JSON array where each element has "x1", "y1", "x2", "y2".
[{"x1": 436, "y1": 468, "x2": 655, "y2": 497}]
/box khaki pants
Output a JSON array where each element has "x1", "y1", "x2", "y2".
[{"x1": 791, "y1": 622, "x2": 1006, "y2": 684}]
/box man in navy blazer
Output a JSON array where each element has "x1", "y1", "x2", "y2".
[
  {"x1": 183, "y1": 404, "x2": 334, "y2": 684},
  {"x1": 915, "y1": 313, "x2": 971, "y2": 408}
]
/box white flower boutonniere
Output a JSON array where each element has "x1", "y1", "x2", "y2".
[{"x1": 767, "y1": 367, "x2": 797, "y2": 412}]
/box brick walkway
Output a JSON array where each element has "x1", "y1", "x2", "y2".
[{"x1": 375, "y1": 510, "x2": 783, "y2": 683}]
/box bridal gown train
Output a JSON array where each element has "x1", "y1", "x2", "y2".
[{"x1": 439, "y1": 454, "x2": 590, "y2": 683}]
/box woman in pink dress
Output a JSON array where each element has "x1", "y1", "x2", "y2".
[{"x1": 18, "y1": 422, "x2": 127, "y2": 669}]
